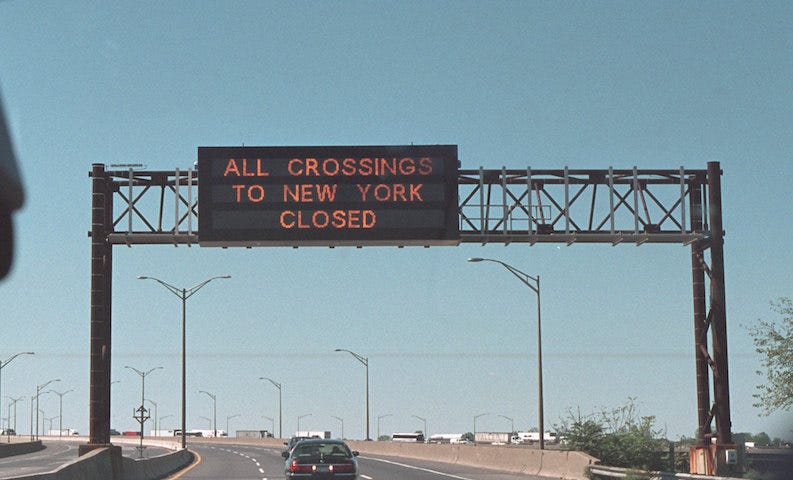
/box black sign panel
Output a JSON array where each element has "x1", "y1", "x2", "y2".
[{"x1": 197, "y1": 145, "x2": 459, "y2": 246}]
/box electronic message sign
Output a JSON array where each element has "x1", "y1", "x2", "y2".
[{"x1": 197, "y1": 145, "x2": 460, "y2": 247}]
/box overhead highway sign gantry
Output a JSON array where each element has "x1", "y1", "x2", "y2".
[{"x1": 84, "y1": 153, "x2": 732, "y2": 474}]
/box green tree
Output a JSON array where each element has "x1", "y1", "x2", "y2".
[
  {"x1": 747, "y1": 298, "x2": 793, "y2": 415},
  {"x1": 753, "y1": 432, "x2": 772, "y2": 446},
  {"x1": 557, "y1": 398, "x2": 668, "y2": 471}
]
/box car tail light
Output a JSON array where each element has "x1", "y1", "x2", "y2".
[
  {"x1": 330, "y1": 463, "x2": 356, "y2": 473},
  {"x1": 289, "y1": 461, "x2": 314, "y2": 473}
]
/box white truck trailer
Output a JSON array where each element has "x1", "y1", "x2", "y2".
[
  {"x1": 474, "y1": 431, "x2": 512, "y2": 444},
  {"x1": 294, "y1": 430, "x2": 331, "y2": 439}
]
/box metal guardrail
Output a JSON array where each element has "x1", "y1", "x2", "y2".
[{"x1": 589, "y1": 464, "x2": 744, "y2": 480}]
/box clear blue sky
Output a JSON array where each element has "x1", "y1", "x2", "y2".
[{"x1": 1, "y1": 1, "x2": 791, "y2": 441}]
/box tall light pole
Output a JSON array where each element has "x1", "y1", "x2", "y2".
[
  {"x1": 473, "y1": 413, "x2": 487, "y2": 440},
  {"x1": 498, "y1": 414, "x2": 514, "y2": 433},
  {"x1": 335, "y1": 348, "x2": 370, "y2": 440},
  {"x1": 377, "y1": 413, "x2": 391, "y2": 440},
  {"x1": 138, "y1": 274, "x2": 230, "y2": 449},
  {"x1": 412, "y1": 415, "x2": 427, "y2": 437},
  {"x1": 226, "y1": 414, "x2": 239, "y2": 437},
  {"x1": 6, "y1": 396, "x2": 23, "y2": 442},
  {"x1": 159, "y1": 414, "x2": 173, "y2": 430},
  {"x1": 145, "y1": 399, "x2": 158, "y2": 436},
  {"x1": 331, "y1": 415, "x2": 344, "y2": 440},
  {"x1": 262, "y1": 416, "x2": 274, "y2": 437},
  {"x1": 200, "y1": 416, "x2": 212, "y2": 429},
  {"x1": 199, "y1": 390, "x2": 217, "y2": 438},
  {"x1": 259, "y1": 377, "x2": 282, "y2": 438},
  {"x1": 468, "y1": 257, "x2": 545, "y2": 450},
  {"x1": 297, "y1": 413, "x2": 311, "y2": 432},
  {"x1": 45, "y1": 416, "x2": 57, "y2": 434},
  {"x1": 125, "y1": 367, "x2": 162, "y2": 411},
  {"x1": 35, "y1": 379, "x2": 59, "y2": 440},
  {"x1": 1, "y1": 352, "x2": 34, "y2": 437},
  {"x1": 48, "y1": 389, "x2": 74, "y2": 437},
  {"x1": 126, "y1": 365, "x2": 162, "y2": 446}
]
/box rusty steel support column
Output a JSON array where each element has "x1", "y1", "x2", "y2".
[
  {"x1": 689, "y1": 180, "x2": 711, "y2": 446},
  {"x1": 80, "y1": 164, "x2": 113, "y2": 455},
  {"x1": 707, "y1": 162, "x2": 734, "y2": 474}
]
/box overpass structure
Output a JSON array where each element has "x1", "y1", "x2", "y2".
[{"x1": 86, "y1": 160, "x2": 731, "y2": 473}]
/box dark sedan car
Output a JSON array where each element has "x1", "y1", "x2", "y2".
[
  {"x1": 282, "y1": 438, "x2": 359, "y2": 479},
  {"x1": 285, "y1": 435, "x2": 310, "y2": 454}
]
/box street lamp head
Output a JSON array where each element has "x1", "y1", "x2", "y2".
[
  {"x1": 1, "y1": 351, "x2": 35, "y2": 366},
  {"x1": 137, "y1": 276, "x2": 149, "y2": 280},
  {"x1": 37, "y1": 378, "x2": 60, "y2": 391},
  {"x1": 467, "y1": 257, "x2": 485, "y2": 262},
  {"x1": 48, "y1": 389, "x2": 74, "y2": 396},
  {"x1": 199, "y1": 390, "x2": 216, "y2": 399}
]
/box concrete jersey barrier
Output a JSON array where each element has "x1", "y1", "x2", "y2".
[
  {"x1": 2, "y1": 439, "x2": 193, "y2": 480},
  {"x1": 346, "y1": 440, "x2": 597, "y2": 480},
  {"x1": 0, "y1": 441, "x2": 45, "y2": 459}
]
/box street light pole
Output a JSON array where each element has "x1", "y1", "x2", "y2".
[
  {"x1": 126, "y1": 365, "x2": 162, "y2": 448},
  {"x1": 138, "y1": 275, "x2": 230, "y2": 449},
  {"x1": 198, "y1": 390, "x2": 217, "y2": 438},
  {"x1": 45, "y1": 416, "x2": 57, "y2": 434},
  {"x1": 412, "y1": 415, "x2": 427, "y2": 438},
  {"x1": 498, "y1": 414, "x2": 514, "y2": 433},
  {"x1": 262, "y1": 416, "x2": 274, "y2": 437},
  {"x1": 474, "y1": 413, "x2": 487, "y2": 440},
  {"x1": 200, "y1": 416, "x2": 212, "y2": 429},
  {"x1": 226, "y1": 414, "x2": 240, "y2": 437},
  {"x1": 297, "y1": 413, "x2": 311, "y2": 432},
  {"x1": 6, "y1": 396, "x2": 23, "y2": 442},
  {"x1": 35, "y1": 379, "x2": 59, "y2": 440},
  {"x1": 335, "y1": 349, "x2": 370, "y2": 440},
  {"x1": 377, "y1": 413, "x2": 391, "y2": 440},
  {"x1": 145, "y1": 399, "x2": 158, "y2": 436},
  {"x1": 159, "y1": 414, "x2": 173, "y2": 431},
  {"x1": 126, "y1": 367, "x2": 162, "y2": 410},
  {"x1": 1, "y1": 352, "x2": 34, "y2": 439},
  {"x1": 259, "y1": 377, "x2": 282, "y2": 438},
  {"x1": 468, "y1": 257, "x2": 545, "y2": 450},
  {"x1": 48, "y1": 389, "x2": 74, "y2": 437},
  {"x1": 331, "y1": 416, "x2": 344, "y2": 440}
]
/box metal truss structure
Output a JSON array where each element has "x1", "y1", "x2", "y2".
[{"x1": 85, "y1": 162, "x2": 733, "y2": 473}]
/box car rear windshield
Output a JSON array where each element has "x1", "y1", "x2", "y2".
[{"x1": 293, "y1": 443, "x2": 352, "y2": 458}]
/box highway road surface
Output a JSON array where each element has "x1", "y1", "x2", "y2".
[{"x1": 171, "y1": 442, "x2": 548, "y2": 480}]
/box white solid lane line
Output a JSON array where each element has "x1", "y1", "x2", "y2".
[{"x1": 361, "y1": 456, "x2": 478, "y2": 480}]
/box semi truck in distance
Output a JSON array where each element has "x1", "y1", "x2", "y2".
[
  {"x1": 428, "y1": 433, "x2": 465, "y2": 444},
  {"x1": 47, "y1": 429, "x2": 79, "y2": 436},
  {"x1": 294, "y1": 430, "x2": 331, "y2": 439},
  {"x1": 474, "y1": 431, "x2": 512, "y2": 444},
  {"x1": 511, "y1": 431, "x2": 559, "y2": 444}
]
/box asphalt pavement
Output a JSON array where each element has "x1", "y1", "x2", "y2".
[{"x1": 170, "y1": 442, "x2": 548, "y2": 480}]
